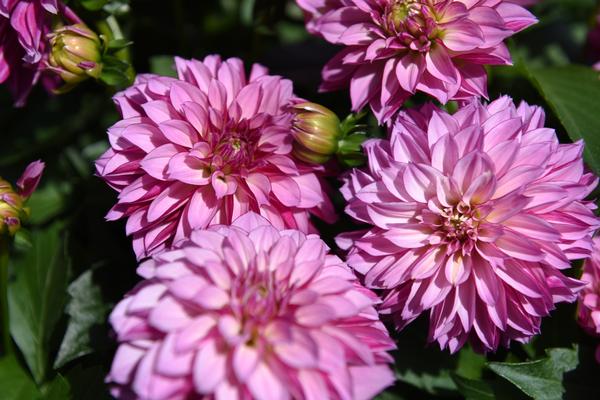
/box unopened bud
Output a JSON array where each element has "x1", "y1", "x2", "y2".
[
  {"x1": 48, "y1": 24, "x2": 103, "y2": 85},
  {"x1": 292, "y1": 103, "x2": 343, "y2": 164},
  {"x1": 0, "y1": 161, "x2": 44, "y2": 237},
  {"x1": 0, "y1": 179, "x2": 25, "y2": 236}
]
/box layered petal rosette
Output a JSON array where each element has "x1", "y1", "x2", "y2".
[
  {"x1": 296, "y1": 0, "x2": 537, "y2": 122},
  {"x1": 0, "y1": 0, "x2": 80, "y2": 106},
  {"x1": 96, "y1": 55, "x2": 336, "y2": 260},
  {"x1": 340, "y1": 97, "x2": 600, "y2": 352},
  {"x1": 107, "y1": 213, "x2": 396, "y2": 400},
  {"x1": 577, "y1": 237, "x2": 600, "y2": 362}
]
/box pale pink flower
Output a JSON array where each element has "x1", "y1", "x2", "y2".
[
  {"x1": 0, "y1": 0, "x2": 80, "y2": 106},
  {"x1": 339, "y1": 97, "x2": 599, "y2": 352},
  {"x1": 577, "y1": 237, "x2": 600, "y2": 362},
  {"x1": 107, "y1": 212, "x2": 396, "y2": 400},
  {"x1": 95, "y1": 55, "x2": 336, "y2": 260},
  {"x1": 296, "y1": 0, "x2": 537, "y2": 123}
]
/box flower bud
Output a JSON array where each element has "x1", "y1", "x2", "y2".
[
  {"x1": 291, "y1": 102, "x2": 343, "y2": 164},
  {"x1": 48, "y1": 24, "x2": 103, "y2": 85},
  {"x1": 0, "y1": 161, "x2": 45, "y2": 237},
  {"x1": 0, "y1": 180, "x2": 25, "y2": 236}
]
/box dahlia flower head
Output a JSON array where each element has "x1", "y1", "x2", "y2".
[
  {"x1": 339, "y1": 96, "x2": 600, "y2": 353},
  {"x1": 577, "y1": 237, "x2": 600, "y2": 362},
  {"x1": 0, "y1": 0, "x2": 80, "y2": 106},
  {"x1": 296, "y1": 0, "x2": 537, "y2": 123},
  {"x1": 107, "y1": 212, "x2": 396, "y2": 400},
  {"x1": 95, "y1": 55, "x2": 336, "y2": 260}
]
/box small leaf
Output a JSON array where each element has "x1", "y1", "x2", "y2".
[
  {"x1": 106, "y1": 39, "x2": 133, "y2": 51},
  {"x1": 451, "y1": 374, "x2": 495, "y2": 400},
  {"x1": 0, "y1": 355, "x2": 41, "y2": 400},
  {"x1": 149, "y1": 55, "x2": 177, "y2": 77},
  {"x1": 487, "y1": 346, "x2": 578, "y2": 400},
  {"x1": 8, "y1": 223, "x2": 70, "y2": 384},
  {"x1": 79, "y1": 0, "x2": 108, "y2": 11},
  {"x1": 526, "y1": 65, "x2": 600, "y2": 174},
  {"x1": 43, "y1": 374, "x2": 70, "y2": 400},
  {"x1": 54, "y1": 268, "x2": 110, "y2": 369},
  {"x1": 26, "y1": 183, "x2": 71, "y2": 225}
]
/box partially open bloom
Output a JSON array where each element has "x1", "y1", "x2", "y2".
[
  {"x1": 577, "y1": 237, "x2": 600, "y2": 362},
  {"x1": 297, "y1": 0, "x2": 537, "y2": 123},
  {"x1": 0, "y1": 0, "x2": 81, "y2": 106},
  {"x1": 107, "y1": 212, "x2": 396, "y2": 400},
  {"x1": 0, "y1": 160, "x2": 45, "y2": 235},
  {"x1": 47, "y1": 23, "x2": 103, "y2": 89},
  {"x1": 96, "y1": 55, "x2": 336, "y2": 260},
  {"x1": 339, "y1": 97, "x2": 599, "y2": 352}
]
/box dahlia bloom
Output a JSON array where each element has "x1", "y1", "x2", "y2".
[
  {"x1": 96, "y1": 55, "x2": 336, "y2": 260},
  {"x1": 296, "y1": 0, "x2": 537, "y2": 123},
  {"x1": 0, "y1": 0, "x2": 80, "y2": 106},
  {"x1": 107, "y1": 212, "x2": 396, "y2": 400},
  {"x1": 577, "y1": 237, "x2": 600, "y2": 362},
  {"x1": 339, "y1": 97, "x2": 599, "y2": 352}
]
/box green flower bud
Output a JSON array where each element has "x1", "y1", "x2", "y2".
[
  {"x1": 292, "y1": 103, "x2": 343, "y2": 165},
  {"x1": 48, "y1": 24, "x2": 103, "y2": 86},
  {"x1": 0, "y1": 179, "x2": 26, "y2": 237}
]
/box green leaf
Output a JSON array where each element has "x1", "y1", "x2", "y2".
[
  {"x1": 26, "y1": 184, "x2": 70, "y2": 225},
  {"x1": 106, "y1": 39, "x2": 133, "y2": 51},
  {"x1": 43, "y1": 374, "x2": 70, "y2": 400},
  {"x1": 451, "y1": 374, "x2": 495, "y2": 400},
  {"x1": 0, "y1": 356, "x2": 41, "y2": 400},
  {"x1": 149, "y1": 55, "x2": 177, "y2": 77},
  {"x1": 79, "y1": 0, "x2": 109, "y2": 11},
  {"x1": 8, "y1": 223, "x2": 70, "y2": 384},
  {"x1": 487, "y1": 346, "x2": 579, "y2": 400},
  {"x1": 526, "y1": 65, "x2": 600, "y2": 174},
  {"x1": 54, "y1": 268, "x2": 110, "y2": 369}
]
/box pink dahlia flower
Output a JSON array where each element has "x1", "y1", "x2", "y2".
[
  {"x1": 95, "y1": 55, "x2": 336, "y2": 260},
  {"x1": 577, "y1": 237, "x2": 600, "y2": 362},
  {"x1": 339, "y1": 96, "x2": 600, "y2": 352},
  {"x1": 296, "y1": 0, "x2": 537, "y2": 123},
  {"x1": 0, "y1": 0, "x2": 80, "y2": 106},
  {"x1": 107, "y1": 212, "x2": 396, "y2": 400}
]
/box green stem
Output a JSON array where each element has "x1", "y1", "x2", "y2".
[{"x1": 0, "y1": 237, "x2": 11, "y2": 356}]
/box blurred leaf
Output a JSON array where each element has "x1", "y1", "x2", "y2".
[
  {"x1": 526, "y1": 65, "x2": 600, "y2": 174},
  {"x1": 451, "y1": 374, "x2": 495, "y2": 400},
  {"x1": 43, "y1": 374, "x2": 70, "y2": 400},
  {"x1": 54, "y1": 268, "x2": 110, "y2": 369},
  {"x1": 106, "y1": 39, "x2": 133, "y2": 51},
  {"x1": 79, "y1": 0, "x2": 108, "y2": 11},
  {"x1": 488, "y1": 346, "x2": 578, "y2": 400},
  {"x1": 456, "y1": 346, "x2": 487, "y2": 380},
  {"x1": 375, "y1": 391, "x2": 407, "y2": 400},
  {"x1": 149, "y1": 55, "x2": 177, "y2": 77},
  {"x1": 99, "y1": 56, "x2": 132, "y2": 88},
  {"x1": 8, "y1": 223, "x2": 70, "y2": 383},
  {"x1": 26, "y1": 184, "x2": 71, "y2": 225},
  {"x1": 0, "y1": 355, "x2": 41, "y2": 400}
]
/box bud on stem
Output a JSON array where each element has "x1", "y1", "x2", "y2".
[
  {"x1": 48, "y1": 24, "x2": 103, "y2": 91},
  {"x1": 291, "y1": 103, "x2": 369, "y2": 167}
]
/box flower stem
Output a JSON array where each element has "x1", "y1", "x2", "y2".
[{"x1": 0, "y1": 238, "x2": 11, "y2": 356}]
